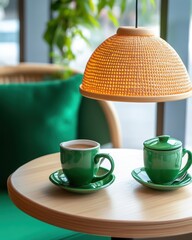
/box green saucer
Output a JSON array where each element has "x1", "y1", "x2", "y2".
[
  {"x1": 49, "y1": 167, "x2": 115, "y2": 194},
  {"x1": 131, "y1": 167, "x2": 192, "y2": 191}
]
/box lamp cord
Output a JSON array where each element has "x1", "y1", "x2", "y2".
[{"x1": 135, "y1": 0, "x2": 138, "y2": 28}]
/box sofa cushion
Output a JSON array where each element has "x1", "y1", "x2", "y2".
[{"x1": 0, "y1": 74, "x2": 83, "y2": 189}]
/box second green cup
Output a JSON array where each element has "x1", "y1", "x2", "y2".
[{"x1": 143, "y1": 135, "x2": 192, "y2": 184}]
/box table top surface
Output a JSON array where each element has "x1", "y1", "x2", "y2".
[{"x1": 7, "y1": 149, "x2": 192, "y2": 238}]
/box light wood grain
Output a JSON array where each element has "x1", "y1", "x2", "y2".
[{"x1": 7, "y1": 149, "x2": 192, "y2": 238}]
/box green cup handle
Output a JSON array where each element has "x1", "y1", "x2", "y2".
[
  {"x1": 177, "y1": 149, "x2": 192, "y2": 178},
  {"x1": 93, "y1": 153, "x2": 114, "y2": 181}
]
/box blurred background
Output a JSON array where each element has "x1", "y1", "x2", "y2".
[{"x1": 0, "y1": 0, "x2": 191, "y2": 149}]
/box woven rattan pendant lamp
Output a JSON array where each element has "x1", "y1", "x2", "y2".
[{"x1": 80, "y1": 1, "x2": 192, "y2": 102}]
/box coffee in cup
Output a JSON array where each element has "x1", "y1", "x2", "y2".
[
  {"x1": 60, "y1": 139, "x2": 115, "y2": 187},
  {"x1": 143, "y1": 135, "x2": 192, "y2": 184}
]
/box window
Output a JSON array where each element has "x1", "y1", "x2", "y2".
[{"x1": 0, "y1": 0, "x2": 19, "y2": 65}]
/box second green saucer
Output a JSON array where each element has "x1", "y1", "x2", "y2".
[{"x1": 131, "y1": 167, "x2": 192, "y2": 191}]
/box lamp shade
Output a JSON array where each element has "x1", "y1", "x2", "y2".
[{"x1": 80, "y1": 27, "x2": 192, "y2": 102}]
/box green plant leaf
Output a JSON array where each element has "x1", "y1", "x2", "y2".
[
  {"x1": 51, "y1": 0, "x2": 71, "y2": 11},
  {"x1": 51, "y1": 0, "x2": 60, "y2": 11},
  {"x1": 54, "y1": 24, "x2": 66, "y2": 52},
  {"x1": 120, "y1": 0, "x2": 127, "y2": 13},
  {"x1": 97, "y1": 0, "x2": 107, "y2": 14},
  {"x1": 150, "y1": 0, "x2": 156, "y2": 8},
  {"x1": 75, "y1": 29, "x2": 90, "y2": 45},
  {"x1": 107, "y1": 10, "x2": 119, "y2": 27},
  {"x1": 108, "y1": 0, "x2": 116, "y2": 9},
  {"x1": 43, "y1": 19, "x2": 59, "y2": 45},
  {"x1": 88, "y1": 0, "x2": 96, "y2": 12},
  {"x1": 141, "y1": 0, "x2": 156, "y2": 13},
  {"x1": 87, "y1": 14, "x2": 100, "y2": 28}
]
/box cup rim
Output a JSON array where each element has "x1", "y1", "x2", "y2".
[{"x1": 60, "y1": 139, "x2": 99, "y2": 150}]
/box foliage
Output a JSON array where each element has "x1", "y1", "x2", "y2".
[
  {"x1": 44, "y1": 0, "x2": 156, "y2": 65},
  {"x1": 44, "y1": 0, "x2": 127, "y2": 65}
]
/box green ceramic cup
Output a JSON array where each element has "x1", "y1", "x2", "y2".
[
  {"x1": 143, "y1": 135, "x2": 192, "y2": 184},
  {"x1": 60, "y1": 139, "x2": 114, "y2": 187}
]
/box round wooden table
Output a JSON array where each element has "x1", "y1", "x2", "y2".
[{"x1": 7, "y1": 149, "x2": 192, "y2": 239}]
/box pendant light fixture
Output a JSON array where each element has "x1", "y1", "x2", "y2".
[{"x1": 80, "y1": 0, "x2": 192, "y2": 102}]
